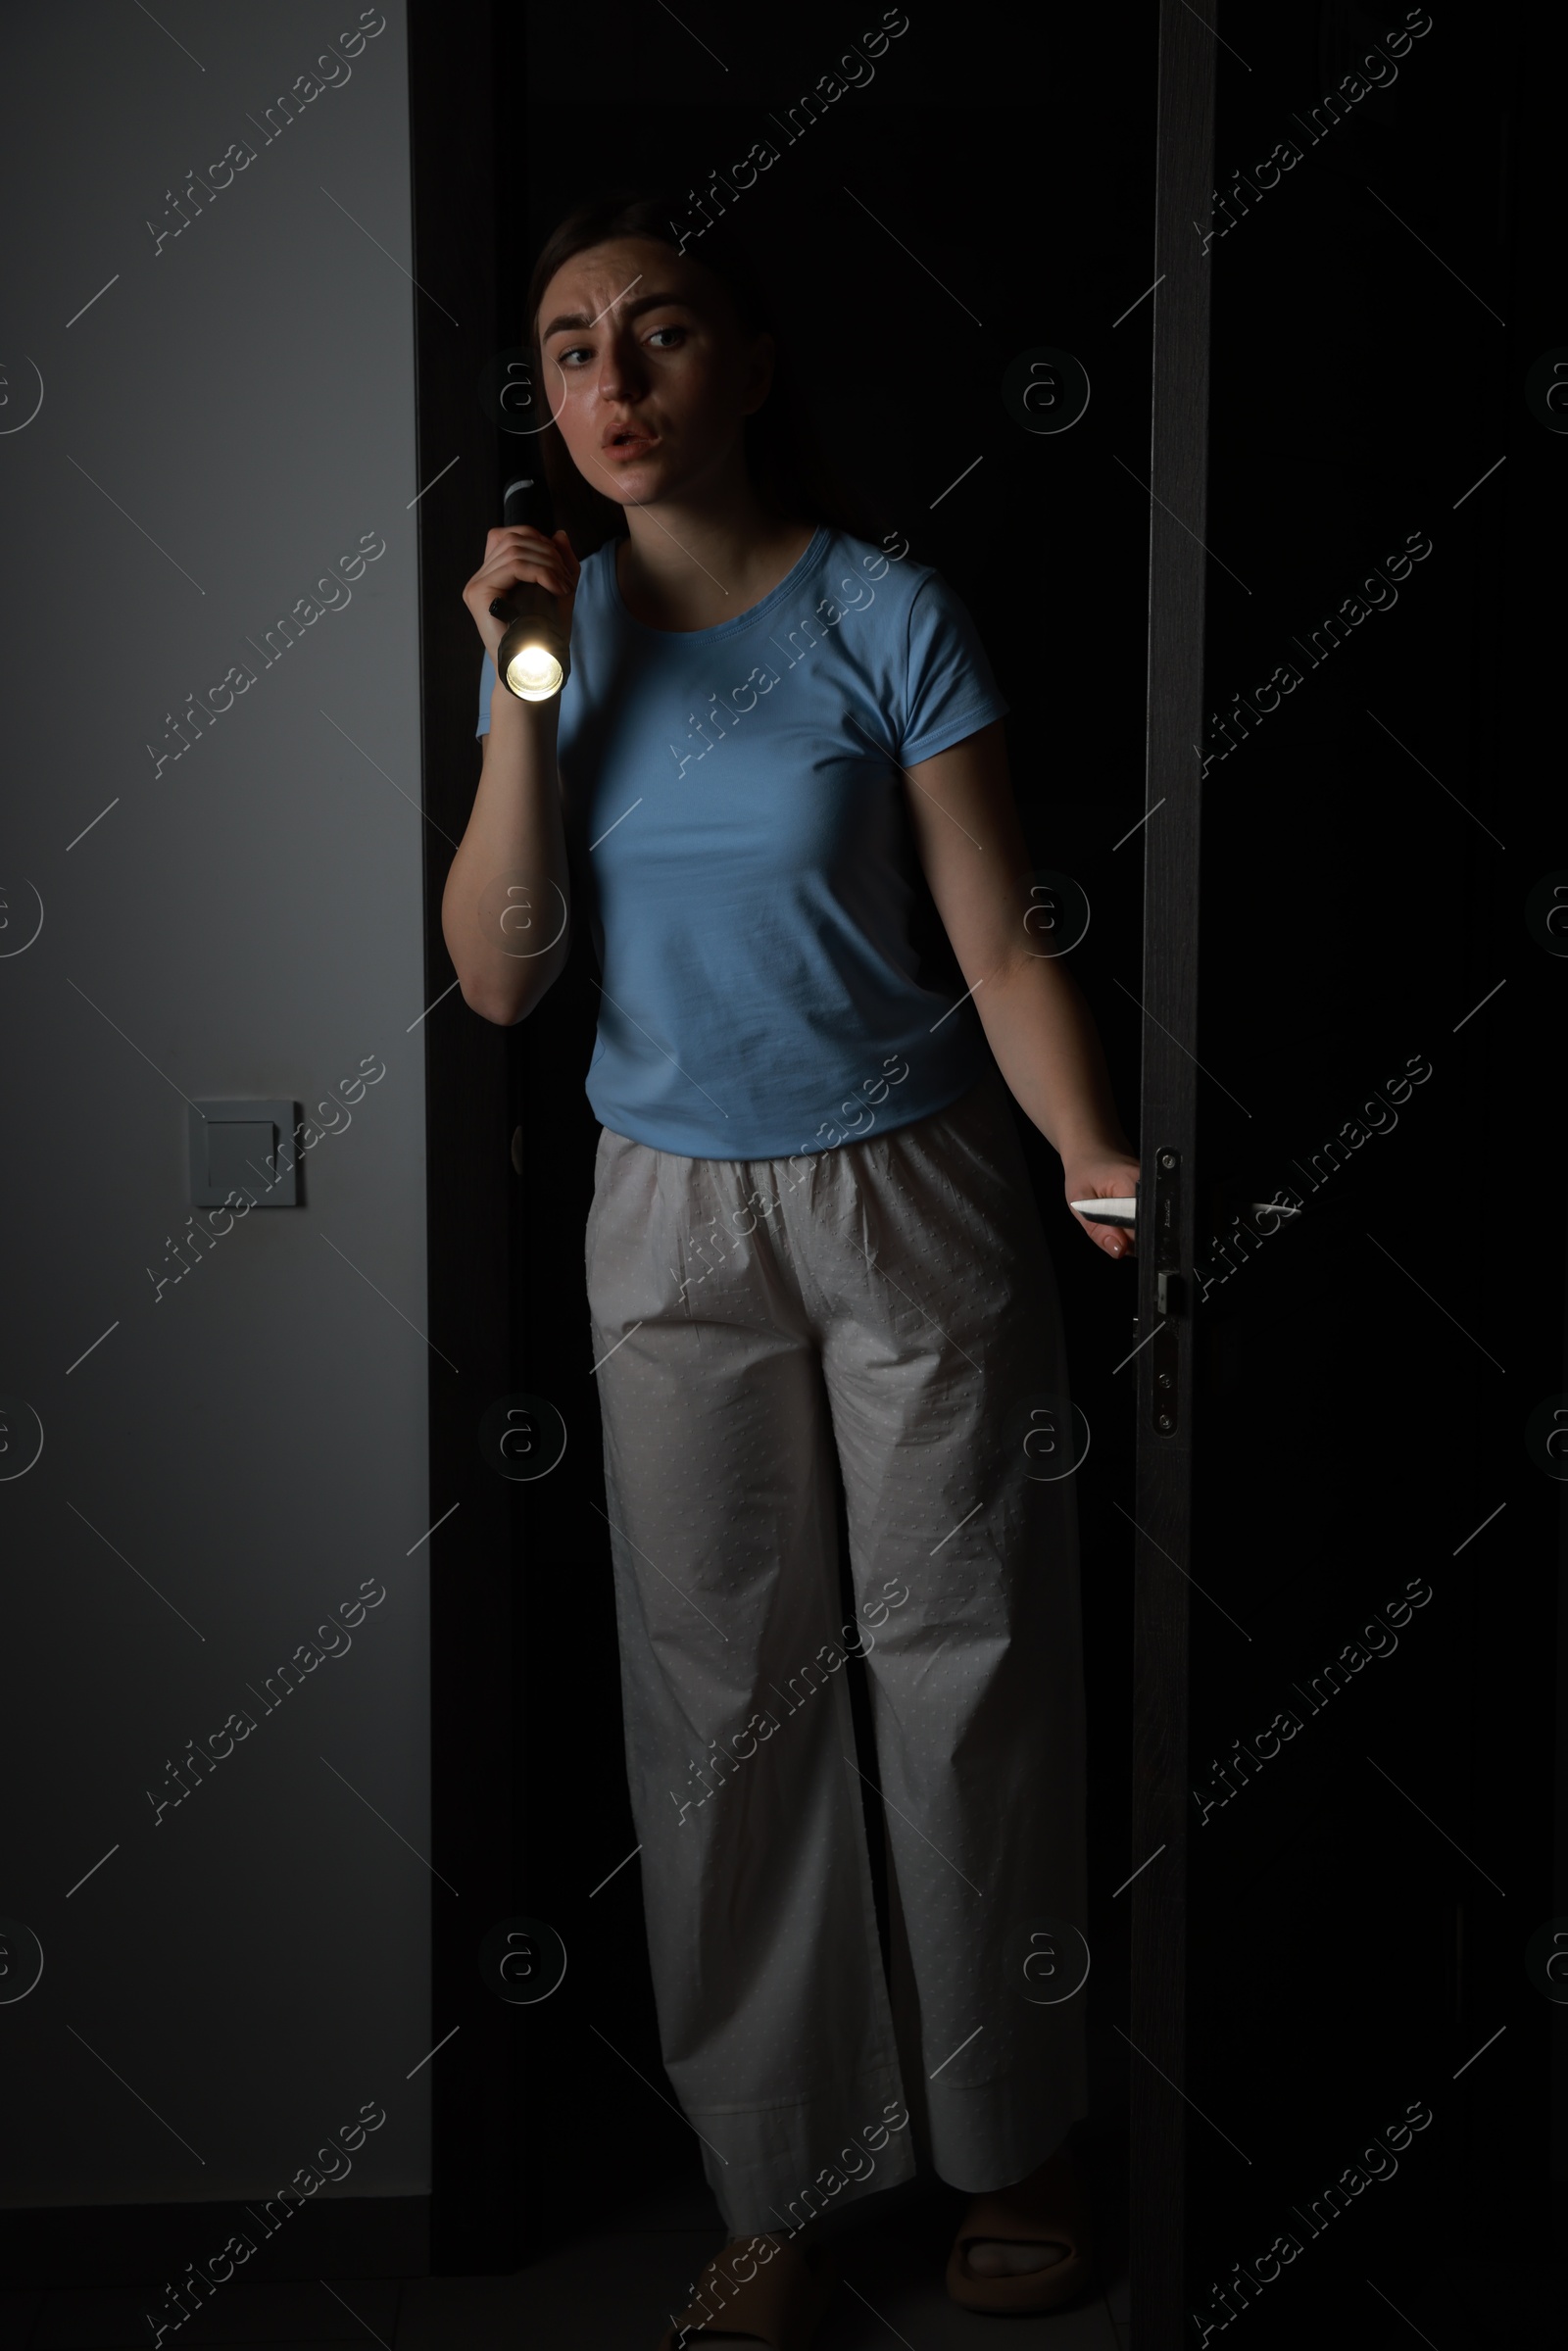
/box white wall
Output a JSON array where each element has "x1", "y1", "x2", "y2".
[{"x1": 0, "y1": 2, "x2": 430, "y2": 2205}]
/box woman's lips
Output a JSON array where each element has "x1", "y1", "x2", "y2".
[{"x1": 603, "y1": 432, "x2": 658, "y2": 463}]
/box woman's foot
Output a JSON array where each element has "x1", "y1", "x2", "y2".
[
  {"x1": 964, "y1": 2234, "x2": 1069, "y2": 2276},
  {"x1": 658, "y1": 2231, "x2": 835, "y2": 2347},
  {"x1": 946, "y1": 2149, "x2": 1092, "y2": 2313},
  {"x1": 670, "y1": 2233, "x2": 786, "y2": 2342}
]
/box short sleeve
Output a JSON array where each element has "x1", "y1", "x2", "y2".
[
  {"x1": 476, "y1": 650, "x2": 497, "y2": 736},
  {"x1": 896, "y1": 572, "x2": 1009, "y2": 765}
]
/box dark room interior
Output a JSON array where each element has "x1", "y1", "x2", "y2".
[{"x1": 0, "y1": 4, "x2": 1558, "y2": 2347}]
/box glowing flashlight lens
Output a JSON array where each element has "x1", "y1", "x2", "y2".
[{"x1": 506, "y1": 643, "x2": 564, "y2": 701}]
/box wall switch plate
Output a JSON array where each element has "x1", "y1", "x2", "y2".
[{"x1": 188, "y1": 1100, "x2": 301, "y2": 1207}]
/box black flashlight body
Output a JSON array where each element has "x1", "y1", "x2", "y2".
[{"x1": 491, "y1": 474, "x2": 569, "y2": 699}]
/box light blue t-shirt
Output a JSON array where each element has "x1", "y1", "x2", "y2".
[{"x1": 477, "y1": 525, "x2": 1008, "y2": 1159}]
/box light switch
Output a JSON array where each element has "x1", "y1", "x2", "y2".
[
  {"x1": 209, "y1": 1121, "x2": 274, "y2": 1194},
  {"x1": 188, "y1": 1100, "x2": 301, "y2": 1207}
]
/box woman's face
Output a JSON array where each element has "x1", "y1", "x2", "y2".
[{"x1": 535, "y1": 236, "x2": 772, "y2": 512}]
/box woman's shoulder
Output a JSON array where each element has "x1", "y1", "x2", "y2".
[
  {"x1": 821, "y1": 526, "x2": 947, "y2": 610},
  {"x1": 827, "y1": 533, "x2": 973, "y2": 634},
  {"x1": 822, "y1": 526, "x2": 930, "y2": 597}
]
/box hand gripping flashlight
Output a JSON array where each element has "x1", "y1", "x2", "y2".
[{"x1": 490, "y1": 474, "x2": 570, "y2": 702}]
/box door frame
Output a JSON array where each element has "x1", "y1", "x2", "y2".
[
  {"x1": 409, "y1": 0, "x2": 527, "y2": 2278},
  {"x1": 1128, "y1": 4, "x2": 1217, "y2": 2340}
]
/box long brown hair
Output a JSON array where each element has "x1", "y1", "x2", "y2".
[{"x1": 521, "y1": 189, "x2": 888, "y2": 555}]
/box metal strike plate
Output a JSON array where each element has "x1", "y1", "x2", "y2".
[{"x1": 1151, "y1": 1147, "x2": 1181, "y2": 1435}]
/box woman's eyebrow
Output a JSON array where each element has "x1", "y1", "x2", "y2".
[{"x1": 540, "y1": 291, "x2": 692, "y2": 339}]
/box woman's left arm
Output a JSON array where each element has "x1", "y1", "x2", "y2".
[{"x1": 902, "y1": 717, "x2": 1141, "y2": 1260}]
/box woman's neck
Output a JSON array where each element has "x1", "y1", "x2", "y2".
[{"x1": 615, "y1": 485, "x2": 816, "y2": 633}]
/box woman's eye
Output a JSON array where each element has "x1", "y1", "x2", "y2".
[
  {"x1": 557, "y1": 344, "x2": 590, "y2": 367},
  {"x1": 647, "y1": 326, "x2": 685, "y2": 348}
]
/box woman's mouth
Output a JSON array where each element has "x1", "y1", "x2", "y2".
[{"x1": 603, "y1": 427, "x2": 658, "y2": 463}]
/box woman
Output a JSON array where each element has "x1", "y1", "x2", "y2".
[{"x1": 443, "y1": 188, "x2": 1140, "y2": 2348}]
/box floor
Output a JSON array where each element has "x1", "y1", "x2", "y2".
[
  {"x1": 7, "y1": 2223, "x2": 1567, "y2": 2346},
  {"x1": 10, "y1": 2163, "x2": 1562, "y2": 2346},
  {"x1": 0, "y1": 2169, "x2": 1130, "y2": 2350}
]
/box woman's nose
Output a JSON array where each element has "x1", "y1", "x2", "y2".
[{"x1": 597, "y1": 336, "x2": 646, "y2": 402}]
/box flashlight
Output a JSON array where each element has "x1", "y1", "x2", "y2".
[{"x1": 490, "y1": 474, "x2": 569, "y2": 702}]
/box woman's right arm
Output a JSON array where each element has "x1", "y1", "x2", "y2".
[{"x1": 441, "y1": 524, "x2": 579, "y2": 1026}]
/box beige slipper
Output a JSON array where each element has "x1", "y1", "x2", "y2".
[
  {"x1": 657, "y1": 2233, "x2": 837, "y2": 2348},
  {"x1": 945, "y1": 2149, "x2": 1094, "y2": 2313}
]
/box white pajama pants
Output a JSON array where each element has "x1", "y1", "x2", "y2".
[{"x1": 583, "y1": 1066, "x2": 1089, "y2": 2237}]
